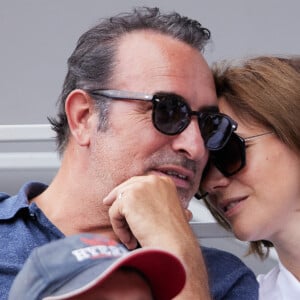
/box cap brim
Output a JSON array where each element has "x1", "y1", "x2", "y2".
[{"x1": 43, "y1": 247, "x2": 186, "y2": 300}]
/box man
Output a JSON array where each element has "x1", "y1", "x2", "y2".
[
  {"x1": 0, "y1": 7, "x2": 258, "y2": 299},
  {"x1": 9, "y1": 233, "x2": 186, "y2": 300}
]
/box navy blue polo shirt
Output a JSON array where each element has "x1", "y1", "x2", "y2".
[{"x1": 0, "y1": 182, "x2": 258, "y2": 299}]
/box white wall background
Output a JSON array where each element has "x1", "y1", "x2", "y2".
[{"x1": 1, "y1": 0, "x2": 299, "y2": 276}]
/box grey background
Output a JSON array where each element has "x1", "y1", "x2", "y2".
[
  {"x1": 1, "y1": 0, "x2": 299, "y2": 275},
  {"x1": 1, "y1": 0, "x2": 300, "y2": 125}
]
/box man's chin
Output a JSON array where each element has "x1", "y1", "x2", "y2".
[{"x1": 177, "y1": 190, "x2": 193, "y2": 209}]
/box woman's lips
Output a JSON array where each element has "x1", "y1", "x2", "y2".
[{"x1": 220, "y1": 196, "x2": 248, "y2": 218}]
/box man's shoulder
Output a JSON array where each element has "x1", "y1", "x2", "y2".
[
  {"x1": 202, "y1": 245, "x2": 248, "y2": 269},
  {"x1": 201, "y1": 246, "x2": 259, "y2": 299},
  {"x1": 0, "y1": 192, "x2": 10, "y2": 200},
  {"x1": 0, "y1": 182, "x2": 47, "y2": 219},
  {"x1": 0, "y1": 192, "x2": 19, "y2": 219}
]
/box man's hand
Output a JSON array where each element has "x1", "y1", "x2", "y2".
[
  {"x1": 103, "y1": 175, "x2": 191, "y2": 250},
  {"x1": 103, "y1": 174, "x2": 211, "y2": 299}
]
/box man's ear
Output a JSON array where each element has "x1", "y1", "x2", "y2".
[{"x1": 65, "y1": 89, "x2": 94, "y2": 147}]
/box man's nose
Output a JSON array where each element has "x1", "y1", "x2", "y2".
[{"x1": 171, "y1": 118, "x2": 207, "y2": 161}]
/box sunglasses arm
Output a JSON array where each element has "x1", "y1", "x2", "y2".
[
  {"x1": 92, "y1": 90, "x2": 153, "y2": 101},
  {"x1": 194, "y1": 192, "x2": 209, "y2": 200}
]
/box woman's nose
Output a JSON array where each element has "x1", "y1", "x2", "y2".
[{"x1": 201, "y1": 164, "x2": 231, "y2": 194}]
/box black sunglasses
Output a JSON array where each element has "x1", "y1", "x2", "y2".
[
  {"x1": 88, "y1": 89, "x2": 237, "y2": 151},
  {"x1": 203, "y1": 131, "x2": 274, "y2": 178}
]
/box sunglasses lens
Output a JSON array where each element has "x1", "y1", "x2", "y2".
[
  {"x1": 200, "y1": 114, "x2": 235, "y2": 150},
  {"x1": 152, "y1": 95, "x2": 236, "y2": 152},
  {"x1": 211, "y1": 133, "x2": 245, "y2": 176},
  {"x1": 152, "y1": 95, "x2": 190, "y2": 135}
]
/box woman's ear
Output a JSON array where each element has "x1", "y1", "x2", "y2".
[{"x1": 65, "y1": 89, "x2": 94, "y2": 147}]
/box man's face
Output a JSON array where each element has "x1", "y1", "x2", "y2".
[{"x1": 89, "y1": 31, "x2": 217, "y2": 207}]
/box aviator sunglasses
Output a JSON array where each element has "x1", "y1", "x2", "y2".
[
  {"x1": 88, "y1": 89, "x2": 237, "y2": 151},
  {"x1": 204, "y1": 131, "x2": 274, "y2": 178}
]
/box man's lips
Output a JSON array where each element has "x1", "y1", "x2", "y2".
[{"x1": 152, "y1": 165, "x2": 195, "y2": 189}]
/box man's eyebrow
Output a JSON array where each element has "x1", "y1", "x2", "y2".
[
  {"x1": 154, "y1": 91, "x2": 219, "y2": 113},
  {"x1": 199, "y1": 105, "x2": 219, "y2": 113}
]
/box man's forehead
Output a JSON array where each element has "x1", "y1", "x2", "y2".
[
  {"x1": 112, "y1": 31, "x2": 216, "y2": 108},
  {"x1": 115, "y1": 30, "x2": 206, "y2": 68}
]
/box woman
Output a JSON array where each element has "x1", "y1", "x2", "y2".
[{"x1": 200, "y1": 56, "x2": 300, "y2": 299}]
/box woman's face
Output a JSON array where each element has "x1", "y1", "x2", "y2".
[{"x1": 201, "y1": 97, "x2": 300, "y2": 245}]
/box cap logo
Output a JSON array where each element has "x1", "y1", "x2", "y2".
[{"x1": 71, "y1": 237, "x2": 128, "y2": 262}]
